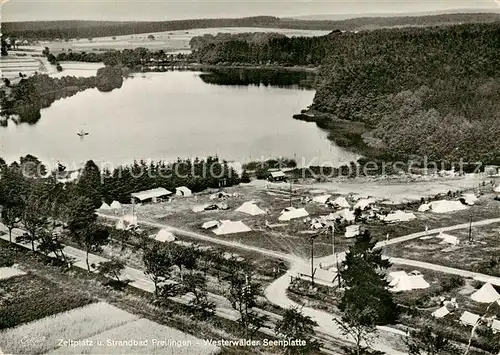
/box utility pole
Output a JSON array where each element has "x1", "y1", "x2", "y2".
[
  {"x1": 331, "y1": 221, "x2": 335, "y2": 267},
  {"x1": 468, "y1": 211, "x2": 473, "y2": 243},
  {"x1": 289, "y1": 178, "x2": 293, "y2": 207},
  {"x1": 310, "y1": 235, "x2": 316, "y2": 288}
]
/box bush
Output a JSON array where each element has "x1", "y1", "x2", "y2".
[{"x1": 440, "y1": 276, "x2": 465, "y2": 292}]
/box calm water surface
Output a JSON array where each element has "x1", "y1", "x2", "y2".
[{"x1": 0, "y1": 70, "x2": 358, "y2": 169}]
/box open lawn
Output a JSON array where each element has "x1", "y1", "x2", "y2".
[
  {"x1": 0, "y1": 302, "x2": 138, "y2": 354},
  {"x1": 386, "y1": 221, "x2": 500, "y2": 277},
  {"x1": 49, "y1": 318, "x2": 220, "y2": 354}
]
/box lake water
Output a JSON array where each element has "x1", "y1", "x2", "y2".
[{"x1": 0, "y1": 69, "x2": 358, "y2": 170}]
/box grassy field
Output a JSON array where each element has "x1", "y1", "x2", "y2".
[
  {"x1": 101, "y1": 182, "x2": 500, "y2": 260},
  {"x1": 0, "y1": 273, "x2": 94, "y2": 330},
  {"x1": 386, "y1": 220, "x2": 500, "y2": 277}
]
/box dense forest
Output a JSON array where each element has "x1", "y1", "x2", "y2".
[
  {"x1": 0, "y1": 155, "x2": 240, "y2": 208},
  {"x1": 190, "y1": 23, "x2": 500, "y2": 165},
  {"x1": 3, "y1": 13, "x2": 499, "y2": 40}
]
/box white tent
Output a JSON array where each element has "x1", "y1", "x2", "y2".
[
  {"x1": 383, "y1": 210, "x2": 417, "y2": 223},
  {"x1": 432, "y1": 306, "x2": 450, "y2": 319},
  {"x1": 213, "y1": 220, "x2": 252, "y2": 235},
  {"x1": 429, "y1": 200, "x2": 468, "y2": 214},
  {"x1": 436, "y1": 232, "x2": 460, "y2": 246},
  {"x1": 460, "y1": 311, "x2": 480, "y2": 326},
  {"x1": 331, "y1": 209, "x2": 355, "y2": 223},
  {"x1": 192, "y1": 205, "x2": 207, "y2": 213},
  {"x1": 115, "y1": 219, "x2": 125, "y2": 230},
  {"x1": 278, "y1": 207, "x2": 309, "y2": 221},
  {"x1": 389, "y1": 271, "x2": 430, "y2": 292},
  {"x1": 122, "y1": 214, "x2": 137, "y2": 225},
  {"x1": 175, "y1": 186, "x2": 192, "y2": 197},
  {"x1": 155, "y1": 229, "x2": 176, "y2": 242},
  {"x1": 345, "y1": 225, "x2": 360, "y2": 239},
  {"x1": 235, "y1": 201, "x2": 266, "y2": 216},
  {"x1": 99, "y1": 202, "x2": 112, "y2": 210},
  {"x1": 460, "y1": 193, "x2": 478, "y2": 206},
  {"x1": 491, "y1": 319, "x2": 500, "y2": 333},
  {"x1": 470, "y1": 283, "x2": 500, "y2": 304},
  {"x1": 202, "y1": 220, "x2": 219, "y2": 230},
  {"x1": 110, "y1": 200, "x2": 122, "y2": 209},
  {"x1": 494, "y1": 185, "x2": 500, "y2": 193},
  {"x1": 418, "y1": 203, "x2": 430, "y2": 212},
  {"x1": 330, "y1": 196, "x2": 350, "y2": 208},
  {"x1": 353, "y1": 198, "x2": 376, "y2": 211},
  {"x1": 312, "y1": 194, "x2": 331, "y2": 204}
]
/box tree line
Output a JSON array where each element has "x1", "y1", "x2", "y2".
[
  {"x1": 3, "y1": 13, "x2": 499, "y2": 40},
  {"x1": 0, "y1": 67, "x2": 123, "y2": 124}
]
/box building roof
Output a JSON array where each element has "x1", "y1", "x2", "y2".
[{"x1": 131, "y1": 187, "x2": 172, "y2": 201}]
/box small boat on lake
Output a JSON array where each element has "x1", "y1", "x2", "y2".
[{"x1": 77, "y1": 129, "x2": 89, "y2": 137}]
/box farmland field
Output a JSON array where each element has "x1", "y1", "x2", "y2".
[
  {"x1": 0, "y1": 302, "x2": 138, "y2": 354},
  {"x1": 48, "y1": 318, "x2": 219, "y2": 354},
  {"x1": 41, "y1": 27, "x2": 329, "y2": 54},
  {"x1": 0, "y1": 273, "x2": 94, "y2": 329}
]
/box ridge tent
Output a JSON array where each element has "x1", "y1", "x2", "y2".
[
  {"x1": 459, "y1": 193, "x2": 478, "y2": 206},
  {"x1": 418, "y1": 203, "x2": 430, "y2": 212},
  {"x1": 344, "y1": 225, "x2": 360, "y2": 239},
  {"x1": 155, "y1": 229, "x2": 176, "y2": 242},
  {"x1": 331, "y1": 209, "x2": 355, "y2": 223},
  {"x1": 278, "y1": 207, "x2": 309, "y2": 221},
  {"x1": 470, "y1": 283, "x2": 500, "y2": 304},
  {"x1": 312, "y1": 194, "x2": 331, "y2": 204},
  {"x1": 99, "y1": 202, "x2": 112, "y2": 210},
  {"x1": 175, "y1": 186, "x2": 192, "y2": 197},
  {"x1": 389, "y1": 271, "x2": 430, "y2": 292},
  {"x1": 213, "y1": 220, "x2": 252, "y2": 235},
  {"x1": 432, "y1": 306, "x2": 450, "y2": 319},
  {"x1": 329, "y1": 196, "x2": 350, "y2": 208},
  {"x1": 460, "y1": 311, "x2": 480, "y2": 326},
  {"x1": 235, "y1": 201, "x2": 266, "y2": 216},
  {"x1": 429, "y1": 200, "x2": 468, "y2": 214},
  {"x1": 110, "y1": 201, "x2": 122, "y2": 209},
  {"x1": 202, "y1": 221, "x2": 219, "y2": 229},
  {"x1": 492, "y1": 319, "x2": 500, "y2": 333},
  {"x1": 436, "y1": 232, "x2": 460, "y2": 246},
  {"x1": 353, "y1": 198, "x2": 376, "y2": 211},
  {"x1": 383, "y1": 210, "x2": 417, "y2": 223}
]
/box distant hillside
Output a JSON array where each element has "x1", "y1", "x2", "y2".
[
  {"x1": 292, "y1": 9, "x2": 499, "y2": 21},
  {"x1": 3, "y1": 12, "x2": 499, "y2": 40}
]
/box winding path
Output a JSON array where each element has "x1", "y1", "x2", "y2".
[{"x1": 91, "y1": 213, "x2": 500, "y2": 353}]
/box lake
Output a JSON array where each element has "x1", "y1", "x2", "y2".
[{"x1": 0, "y1": 69, "x2": 358, "y2": 170}]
